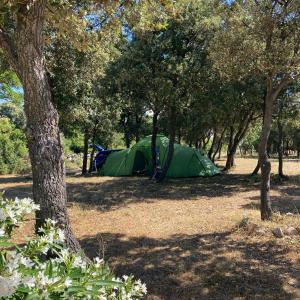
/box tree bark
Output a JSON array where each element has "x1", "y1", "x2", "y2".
[
  {"x1": 251, "y1": 161, "x2": 260, "y2": 176},
  {"x1": 224, "y1": 115, "x2": 252, "y2": 171},
  {"x1": 259, "y1": 91, "x2": 274, "y2": 220},
  {"x1": 157, "y1": 107, "x2": 176, "y2": 182},
  {"x1": 82, "y1": 128, "x2": 89, "y2": 175},
  {"x1": 218, "y1": 143, "x2": 222, "y2": 159},
  {"x1": 88, "y1": 124, "x2": 97, "y2": 173},
  {"x1": 277, "y1": 118, "x2": 284, "y2": 178},
  {"x1": 151, "y1": 111, "x2": 159, "y2": 175},
  {"x1": 14, "y1": 1, "x2": 80, "y2": 251},
  {"x1": 212, "y1": 128, "x2": 226, "y2": 163},
  {"x1": 258, "y1": 76, "x2": 291, "y2": 220},
  {"x1": 135, "y1": 114, "x2": 141, "y2": 143},
  {"x1": 208, "y1": 128, "x2": 217, "y2": 160},
  {"x1": 227, "y1": 126, "x2": 234, "y2": 156}
]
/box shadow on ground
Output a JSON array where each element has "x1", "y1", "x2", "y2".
[
  {"x1": 2, "y1": 173, "x2": 300, "y2": 215},
  {"x1": 242, "y1": 175, "x2": 300, "y2": 214},
  {"x1": 1, "y1": 173, "x2": 258, "y2": 211},
  {"x1": 67, "y1": 174, "x2": 259, "y2": 211},
  {"x1": 80, "y1": 231, "x2": 299, "y2": 300}
]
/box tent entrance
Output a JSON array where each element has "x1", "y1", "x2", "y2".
[{"x1": 132, "y1": 150, "x2": 148, "y2": 175}]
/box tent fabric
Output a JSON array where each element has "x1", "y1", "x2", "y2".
[{"x1": 100, "y1": 135, "x2": 220, "y2": 177}]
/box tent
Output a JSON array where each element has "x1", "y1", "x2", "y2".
[{"x1": 99, "y1": 135, "x2": 220, "y2": 177}]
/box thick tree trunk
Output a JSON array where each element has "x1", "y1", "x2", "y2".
[
  {"x1": 151, "y1": 111, "x2": 159, "y2": 175},
  {"x1": 259, "y1": 92, "x2": 274, "y2": 220},
  {"x1": 277, "y1": 119, "x2": 284, "y2": 178},
  {"x1": 157, "y1": 107, "x2": 176, "y2": 182},
  {"x1": 82, "y1": 129, "x2": 89, "y2": 175},
  {"x1": 15, "y1": 1, "x2": 80, "y2": 251}
]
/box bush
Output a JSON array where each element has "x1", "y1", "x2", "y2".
[
  {"x1": 0, "y1": 194, "x2": 147, "y2": 299},
  {"x1": 0, "y1": 117, "x2": 30, "y2": 174}
]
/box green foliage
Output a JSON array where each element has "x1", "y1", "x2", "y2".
[
  {"x1": 0, "y1": 117, "x2": 29, "y2": 174},
  {"x1": 0, "y1": 194, "x2": 147, "y2": 299},
  {"x1": 210, "y1": 0, "x2": 300, "y2": 81}
]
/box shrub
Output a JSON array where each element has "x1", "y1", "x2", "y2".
[
  {"x1": 0, "y1": 117, "x2": 30, "y2": 174},
  {"x1": 0, "y1": 194, "x2": 147, "y2": 299}
]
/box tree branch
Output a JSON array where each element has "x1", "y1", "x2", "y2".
[{"x1": 0, "y1": 28, "x2": 20, "y2": 77}]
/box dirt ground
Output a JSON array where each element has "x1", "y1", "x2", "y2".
[{"x1": 0, "y1": 158, "x2": 299, "y2": 300}]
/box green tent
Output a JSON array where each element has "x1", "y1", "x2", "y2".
[{"x1": 100, "y1": 135, "x2": 220, "y2": 177}]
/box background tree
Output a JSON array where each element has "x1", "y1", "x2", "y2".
[
  {"x1": 210, "y1": 0, "x2": 300, "y2": 220},
  {"x1": 0, "y1": 0, "x2": 169, "y2": 251}
]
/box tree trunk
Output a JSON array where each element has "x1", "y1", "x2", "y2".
[
  {"x1": 88, "y1": 125, "x2": 97, "y2": 173},
  {"x1": 15, "y1": 1, "x2": 80, "y2": 251},
  {"x1": 202, "y1": 134, "x2": 210, "y2": 151},
  {"x1": 157, "y1": 107, "x2": 176, "y2": 182},
  {"x1": 251, "y1": 161, "x2": 260, "y2": 176},
  {"x1": 208, "y1": 128, "x2": 217, "y2": 160},
  {"x1": 82, "y1": 128, "x2": 89, "y2": 175},
  {"x1": 212, "y1": 128, "x2": 226, "y2": 163},
  {"x1": 224, "y1": 149, "x2": 236, "y2": 171},
  {"x1": 151, "y1": 111, "x2": 159, "y2": 175},
  {"x1": 259, "y1": 91, "x2": 274, "y2": 220},
  {"x1": 224, "y1": 115, "x2": 252, "y2": 171},
  {"x1": 227, "y1": 126, "x2": 234, "y2": 156},
  {"x1": 218, "y1": 143, "x2": 222, "y2": 159},
  {"x1": 177, "y1": 130, "x2": 181, "y2": 144},
  {"x1": 277, "y1": 119, "x2": 284, "y2": 178},
  {"x1": 135, "y1": 114, "x2": 141, "y2": 143},
  {"x1": 239, "y1": 146, "x2": 243, "y2": 158},
  {"x1": 124, "y1": 130, "x2": 131, "y2": 148}
]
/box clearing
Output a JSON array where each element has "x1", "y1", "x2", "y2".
[{"x1": 0, "y1": 158, "x2": 299, "y2": 300}]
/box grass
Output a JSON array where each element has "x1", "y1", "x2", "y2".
[{"x1": 0, "y1": 158, "x2": 299, "y2": 299}]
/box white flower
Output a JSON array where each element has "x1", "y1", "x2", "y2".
[
  {"x1": 0, "y1": 228, "x2": 5, "y2": 237},
  {"x1": 38, "y1": 271, "x2": 50, "y2": 286},
  {"x1": 140, "y1": 283, "x2": 147, "y2": 294},
  {"x1": 73, "y1": 256, "x2": 86, "y2": 268},
  {"x1": 41, "y1": 290, "x2": 49, "y2": 300},
  {"x1": 94, "y1": 257, "x2": 103, "y2": 268},
  {"x1": 0, "y1": 208, "x2": 6, "y2": 221},
  {"x1": 45, "y1": 219, "x2": 57, "y2": 226},
  {"x1": 0, "y1": 272, "x2": 21, "y2": 298},
  {"x1": 22, "y1": 276, "x2": 36, "y2": 288},
  {"x1": 19, "y1": 256, "x2": 34, "y2": 268},
  {"x1": 41, "y1": 245, "x2": 50, "y2": 255},
  {"x1": 64, "y1": 278, "x2": 72, "y2": 287},
  {"x1": 60, "y1": 248, "x2": 70, "y2": 260},
  {"x1": 57, "y1": 229, "x2": 65, "y2": 242},
  {"x1": 6, "y1": 208, "x2": 17, "y2": 223}
]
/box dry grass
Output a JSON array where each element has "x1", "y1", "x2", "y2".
[{"x1": 0, "y1": 158, "x2": 299, "y2": 299}]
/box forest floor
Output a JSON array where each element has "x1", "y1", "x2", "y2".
[{"x1": 0, "y1": 158, "x2": 300, "y2": 300}]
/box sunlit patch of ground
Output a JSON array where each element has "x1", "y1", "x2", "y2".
[{"x1": 0, "y1": 157, "x2": 299, "y2": 299}]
